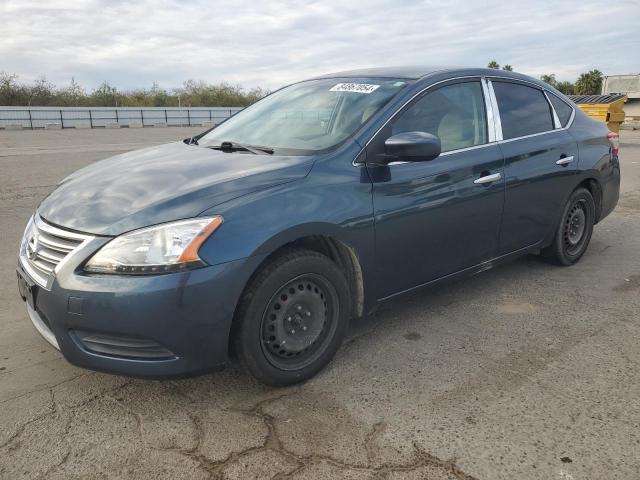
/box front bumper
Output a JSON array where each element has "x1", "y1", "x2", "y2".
[
  {"x1": 17, "y1": 236, "x2": 264, "y2": 378},
  {"x1": 26, "y1": 302, "x2": 60, "y2": 350}
]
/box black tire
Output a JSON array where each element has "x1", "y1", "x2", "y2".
[
  {"x1": 541, "y1": 187, "x2": 595, "y2": 266},
  {"x1": 232, "y1": 249, "x2": 350, "y2": 386}
]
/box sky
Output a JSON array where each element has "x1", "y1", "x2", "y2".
[{"x1": 1, "y1": 0, "x2": 639, "y2": 92}]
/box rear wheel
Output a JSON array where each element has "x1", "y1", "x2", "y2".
[
  {"x1": 541, "y1": 187, "x2": 595, "y2": 266},
  {"x1": 233, "y1": 249, "x2": 350, "y2": 386}
]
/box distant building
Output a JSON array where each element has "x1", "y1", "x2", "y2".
[{"x1": 602, "y1": 75, "x2": 640, "y2": 129}]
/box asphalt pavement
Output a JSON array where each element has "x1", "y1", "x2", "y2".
[{"x1": 1, "y1": 127, "x2": 639, "y2": 479}]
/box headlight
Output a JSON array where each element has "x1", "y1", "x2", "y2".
[{"x1": 84, "y1": 216, "x2": 223, "y2": 275}]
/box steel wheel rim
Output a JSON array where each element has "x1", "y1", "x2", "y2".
[
  {"x1": 563, "y1": 199, "x2": 588, "y2": 256},
  {"x1": 260, "y1": 273, "x2": 339, "y2": 371}
]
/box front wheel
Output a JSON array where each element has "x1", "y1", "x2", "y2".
[
  {"x1": 541, "y1": 187, "x2": 595, "y2": 266},
  {"x1": 232, "y1": 249, "x2": 350, "y2": 386}
]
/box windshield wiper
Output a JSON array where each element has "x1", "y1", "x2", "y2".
[{"x1": 209, "y1": 141, "x2": 273, "y2": 155}]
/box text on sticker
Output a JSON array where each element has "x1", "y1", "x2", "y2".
[{"x1": 330, "y1": 83, "x2": 380, "y2": 94}]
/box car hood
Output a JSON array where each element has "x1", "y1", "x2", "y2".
[{"x1": 38, "y1": 142, "x2": 314, "y2": 236}]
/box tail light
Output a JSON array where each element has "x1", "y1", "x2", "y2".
[{"x1": 607, "y1": 132, "x2": 620, "y2": 158}]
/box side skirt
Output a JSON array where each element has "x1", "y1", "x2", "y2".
[{"x1": 377, "y1": 242, "x2": 543, "y2": 303}]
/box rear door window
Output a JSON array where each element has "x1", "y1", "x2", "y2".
[
  {"x1": 547, "y1": 93, "x2": 573, "y2": 127},
  {"x1": 492, "y1": 81, "x2": 554, "y2": 139}
]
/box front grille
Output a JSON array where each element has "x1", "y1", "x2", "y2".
[{"x1": 20, "y1": 215, "x2": 92, "y2": 288}]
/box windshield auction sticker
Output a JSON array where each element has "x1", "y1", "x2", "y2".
[{"x1": 330, "y1": 83, "x2": 380, "y2": 94}]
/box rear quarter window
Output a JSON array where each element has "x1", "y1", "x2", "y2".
[
  {"x1": 547, "y1": 93, "x2": 573, "y2": 127},
  {"x1": 493, "y1": 81, "x2": 554, "y2": 139}
]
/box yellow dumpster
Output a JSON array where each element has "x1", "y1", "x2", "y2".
[{"x1": 568, "y1": 94, "x2": 627, "y2": 132}]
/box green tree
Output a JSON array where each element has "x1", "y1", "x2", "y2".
[
  {"x1": 0, "y1": 72, "x2": 27, "y2": 105},
  {"x1": 27, "y1": 77, "x2": 56, "y2": 106},
  {"x1": 540, "y1": 74, "x2": 558, "y2": 88},
  {"x1": 502, "y1": 64, "x2": 513, "y2": 71},
  {"x1": 487, "y1": 60, "x2": 500, "y2": 69},
  {"x1": 0, "y1": 73, "x2": 267, "y2": 107},
  {"x1": 540, "y1": 74, "x2": 575, "y2": 95},
  {"x1": 574, "y1": 69, "x2": 603, "y2": 95},
  {"x1": 149, "y1": 82, "x2": 170, "y2": 107},
  {"x1": 90, "y1": 82, "x2": 119, "y2": 106},
  {"x1": 556, "y1": 81, "x2": 575, "y2": 95},
  {"x1": 245, "y1": 87, "x2": 269, "y2": 104},
  {"x1": 174, "y1": 80, "x2": 267, "y2": 108},
  {"x1": 58, "y1": 77, "x2": 85, "y2": 106}
]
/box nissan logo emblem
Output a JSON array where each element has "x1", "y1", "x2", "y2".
[{"x1": 26, "y1": 234, "x2": 39, "y2": 261}]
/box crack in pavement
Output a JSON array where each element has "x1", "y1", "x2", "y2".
[
  {"x1": 0, "y1": 379, "x2": 134, "y2": 450},
  {"x1": 0, "y1": 389, "x2": 56, "y2": 449},
  {"x1": 1, "y1": 372, "x2": 89, "y2": 405},
  {"x1": 167, "y1": 388, "x2": 478, "y2": 480},
  {"x1": 36, "y1": 389, "x2": 73, "y2": 480},
  {"x1": 2, "y1": 377, "x2": 480, "y2": 479},
  {"x1": 105, "y1": 392, "x2": 144, "y2": 435},
  {"x1": 166, "y1": 390, "x2": 305, "y2": 479}
]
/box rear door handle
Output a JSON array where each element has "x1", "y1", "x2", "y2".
[
  {"x1": 474, "y1": 172, "x2": 502, "y2": 185},
  {"x1": 556, "y1": 155, "x2": 574, "y2": 166}
]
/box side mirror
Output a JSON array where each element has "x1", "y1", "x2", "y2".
[{"x1": 384, "y1": 131, "x2": 441, "y2": 162}]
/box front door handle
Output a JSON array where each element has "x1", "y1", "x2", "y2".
[
  {"x1": 474, "y1": 172, "x2": 502, "y2": 185},
  {"x1": 556, "y1": 155, "x2": 574, "y2": 166}
]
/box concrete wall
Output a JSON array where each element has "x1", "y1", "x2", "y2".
[
  {"x1": 621, "y1": 99, "x2": 640, "y2": 130},
  {"x1": 602, "y1": 75, "x2": 640, "y2": 99},
  {"x1": 624, "y1": 99, "x2": 640, "y2": 117}
]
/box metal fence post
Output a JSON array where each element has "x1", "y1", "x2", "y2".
[
  {"x1": 89, "y1": 109, "x2": 93, "y2": 128},
  {"x1": 141, "y1": 109, "x2": 144, "y2": 127},
  {"x1": 28, "y1": 109, "x2": 33, "y2": 129},
  {"x1": 164, "y1": 109, "x2": 168, "y2": 124},
  {"x1": 115, "y1": 109, "x2": 119, "y2": 125},
  {"x1": 187, "y1": 109, "x2": 191, "y2": 126},
  {"x1": 60, "y1": 109, "x2": 64, "y2": 128}
]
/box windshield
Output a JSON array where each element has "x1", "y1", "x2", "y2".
[{"x1": 198, "y1": 77, "x2": 410, "y2": 155}]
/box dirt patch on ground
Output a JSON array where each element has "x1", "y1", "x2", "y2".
[
  {"x1": 617, "y1": 191, "x2": 640, "y2": 213},
  {"x1": 495, "y1": 302, "x2": 537, "y2": 315},
  {"x1": 613, "y1": 274, "x2": 640, "y2": 292}
]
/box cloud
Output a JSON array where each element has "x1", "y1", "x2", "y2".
[{"x1": 1, "y1": 0, "x2": 638, "y2": 91}]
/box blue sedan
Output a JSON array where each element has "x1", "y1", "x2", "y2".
[{"x1": 17, "y1": 67, "x2": 620, "y2": 385}]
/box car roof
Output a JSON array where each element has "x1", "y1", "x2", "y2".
[
  {"x1": 312, "y1": 66, "x2": 451, "y2": 80},
  {"x1": 312, "y1": 66, "x2": 543, "y2": 85}
]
